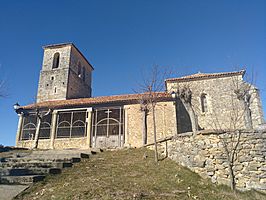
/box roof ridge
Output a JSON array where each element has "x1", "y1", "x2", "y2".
[
  {"x1": 42, "y1": 42, "x2": 74, "y2": 49},
  {"x1": 166, "y1": 70, "x2": 245, "y2": 82}
]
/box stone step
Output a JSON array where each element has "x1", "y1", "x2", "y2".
[
  {"x1": 30, "y1": 152, "x2": 90, "y2": 159},
  {"x1": 4, "y1": 157, "x2": 81, "y2": 163},
  {"x1": 0, "y1": 161, "x2": 73, "y2": 169},
  {"x1": 0, "y1": 167, "x2": 61, "y2": 176},
  {"x1": 0, "y1": 175, "x2": 45, "y2": 185},
  {"x1": 0, "y1": 168, "x2": 29, "y2": 176},
  {"x1": 90, "y1": 148, "x2": 103, "y2": 153},
  {"x1": 0, "y1": 148, "x2": 102, "y2": 190},
  {"x1": 37, "y1": 153, "x2": 89, "y2": 159},
  {"x1": 31, "y1": 149, "x2": 92, "y2": 154}
]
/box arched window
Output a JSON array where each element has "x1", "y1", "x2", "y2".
[
  {"x1": 52, "y1": 53, "x2": 60, "y2": 69},
  {"x1": 82, "y1": 67, "x2": 86, "y2": 82},
  {"x1": 201, "y1": 93, "x2": 208, "y2": 113},
  {"x1": 78, "y1": 62, "x2": 82, "y2": 77}
]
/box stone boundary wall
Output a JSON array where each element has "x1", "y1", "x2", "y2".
[{"x1": 158, "y1": 130, "x2": 266, "y2": 191}]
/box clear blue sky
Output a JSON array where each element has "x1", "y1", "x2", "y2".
[{"x1": 0, "y1": 0, "x2": 265, "y2": 146}]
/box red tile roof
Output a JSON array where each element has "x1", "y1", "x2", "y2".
[
  {"x1": 165, "y1": 70, "x2": 245, "y2": 83},
  {"x1": 23, "y1": 92, "x2": 172, "y2": 110}
]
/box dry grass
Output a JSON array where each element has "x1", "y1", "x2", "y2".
[{"x1": 15, "y1": 148, "x2": 266, "y2": 200}]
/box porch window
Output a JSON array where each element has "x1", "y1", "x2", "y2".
[
  {"x1": 21, "y1": 114, "x2": 37, "y2": 140},
  {"x1": 56, "y1": 110, "x2": 87, "y2": 138},
  {"x1": 20, "y1": 112, "x2": 52, "y2": 140},
  {"x1": 39, "y1": 113, "x2": 52, "y2": 139}
]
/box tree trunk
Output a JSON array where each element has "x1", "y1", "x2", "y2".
[
  {"x1": 182, "y1": 102, "x2": 198, "y2": 132},
  {"x1": 152, "y1": 105, "x2": 158, "y2": 163},
  {"x1": 32, "y1": 117, "x2": 41, "y2": 149},
  {"x1": 244, "y1": 103, "x2": 253, "y2": 129},
  {"x1": 228, "y1": 162, "x2": 236, "y2": 191},
  {"x1": 189, "y1": 106, "x2": 198, "y2": 132},
  {"x1": 142, "y1": 110, "x2": 147, "y2": 146}
]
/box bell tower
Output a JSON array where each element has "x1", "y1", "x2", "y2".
[{"x1": 37, "y1": 43, "x2": 94, "y2": 103}]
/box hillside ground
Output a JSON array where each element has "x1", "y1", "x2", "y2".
[{"x1": 15, "y1": 148, "x2": 266, "y2": 200}]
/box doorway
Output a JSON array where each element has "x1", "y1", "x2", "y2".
[{"x1": 92, "y1": 107, "x2": 124, "y2": 148}]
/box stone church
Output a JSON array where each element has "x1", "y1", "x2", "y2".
[{"x1": 15, "y1": 43, "x2": 264, "y2": 149}]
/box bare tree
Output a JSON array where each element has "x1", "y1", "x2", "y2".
[
  {"x1": 219, "y1": 130, "x2": 242, "y2": 191},
  {"x1": 234, "y1": 82, "x2": 253, "y2": 129},
  {"x1": 139, "y1": 97, "x2": 148, "y2": 146},
  {"x1": 209, "y1": 73, "x2": 259, "y2": 191},
  {"x1": 136, "y1": 65, "x2": 170, "y2": 162},
  {"x1": 32, "y1": 108, "x2": 52, "y2": 149}
]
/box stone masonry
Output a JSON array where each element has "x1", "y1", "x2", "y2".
[
  {"x1": 37, "y1": 43, "x2": 93, "y2": 102},
  {"x1": 126, "y1": 101, "x2": 177, "y2": 147},
  {"x1": 158, "y1": 130, "x2": 266, "y2": 191},
  {"x1": 166, "y1": 71, "x2": 264, "y2": 131}
]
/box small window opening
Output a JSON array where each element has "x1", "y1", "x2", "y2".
[
  {"x1": 46, "y1": 84, "x2": 49, "y2": 87},
  {"x1": 201, "y1": 93, "x2": 208, "y2": 113},
  {"x1": 62, "y1": 82, "x2": 65, "y2": 85},
  {"x1": 52, "y1": 53, "x2": 60, "y2": 69},
  {"x1": 78, "y1": 62, "x2": 81, "y2": 78},
  {"x1": 54, "y1": 87, "x2": 57, "y2": 94},
  {"x1": 51, "y1": 76, "x2": 54, "y2": 80},
  {"x1": 82, "y1": 67, "x2": 86, "y2": 82}
]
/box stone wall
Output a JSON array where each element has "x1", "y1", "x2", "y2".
[
  {"x1": 53, "y1": 138, "x2": 88, "y2": 149},
  {"x1": 159, "y1": 130, "x2": 266, "y2": 191},
  {"x1": 126, "y1": 101, "x2": 177, "y2": 147},
  {"x1": 166, "y1": 75, "x2": 264, "y2": 130},
  {"x1": 69, "y1": 44, "x2": 93, "y2": 88},
  {"x1": 249, "y1": 86, "x2": 265, "y2": 127},
  {"x1": 67, "y1": 46, "x2": 92, "y2": 99},
  {"x1": 37, "y1": 44, "x2": 93, "y2": 103},
  {"x1": 37, "y1": 45, "x2": 71, "y2": 102},
  {"x1": 17, "y1": 138, "x2": 88, "y2": 150},
  {"x1": 17, "y1": 139, "x2": 50, "y2": 149},
  {"x1": 66, "y1": 68, "x2": 91, "y2": 99}
]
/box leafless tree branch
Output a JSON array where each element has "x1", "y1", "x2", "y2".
[{"x1": 134, "y1": 65, "x2": 172, "y2": 162}]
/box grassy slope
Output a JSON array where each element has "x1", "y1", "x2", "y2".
[{"x1": 16, "y1": 148, "x2": 265, "y2": 200}]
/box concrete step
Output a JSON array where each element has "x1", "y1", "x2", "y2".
[
  {"x1": 0, "y1": 184, "x2": 29, "y2": 200},
  {"x1": 0, "y1": 175, "x2": 45, "y2": 185},
  {"x1": 0, "y1": 167, "x2": 61, "y2": 176},
  {"x1": 0, "y1": 161, "x2": 73, "y2": 169}
]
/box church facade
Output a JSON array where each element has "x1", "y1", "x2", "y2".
[{"x1": 15, "y1": 43, "x2": 264, "y2": 149}]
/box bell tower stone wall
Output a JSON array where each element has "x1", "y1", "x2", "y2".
[{"x1": 37, "y1": 43, "x2": 93, "y2": 103}]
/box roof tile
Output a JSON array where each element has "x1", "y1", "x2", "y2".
[{"x1": 23, "y1": 92, "x2": 172, "y2": 110}]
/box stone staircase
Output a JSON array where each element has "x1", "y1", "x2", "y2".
[{"x1": 0, "y1": 148, "x2": 102, "y2": 199}]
